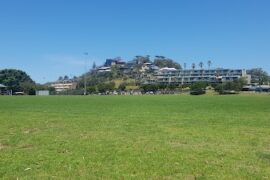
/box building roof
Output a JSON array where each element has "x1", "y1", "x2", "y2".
[
  {"x1": 98, "y1": 66, "x2": 111, "y2": 70},
  {"x1": 0, "y1": 84, "x2": 7, "y2": 88},
  {"x1": 159, "y1": 67, "x2": 177, "y2": 71}
]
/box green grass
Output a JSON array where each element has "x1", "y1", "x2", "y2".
[{"x1": 0, "y1": 95, "x2": 270, "y2": 179}]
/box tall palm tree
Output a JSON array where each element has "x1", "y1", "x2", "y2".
[
  {"x1": 199, "y1": 62, "x2": 204, "y2": 69},
  {"x1": 207, "y1": 60, "x2": 212, "y2": 70},
  {"x1": 181, "y1": 63, "x2": 187, "y2": 85},
  {"x1": 199, "y1": 62, "x2": 204, "y2": 79},
  {"x1": 207, "y1": 60, "x2": 212, "y2": 80},
  {"x1": 192, "y1": 63, "x2": 196, "y2": 70}
]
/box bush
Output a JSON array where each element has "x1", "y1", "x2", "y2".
[
  {"x1": 190, "y1": 89, "x2": 206, "y2": 95},
  {"x1": 140, "y1": 84, "x2": 159, "y2": 93},
  {"x1": 97, "y1": 82, "x2": 115, "y2": 93},
  {"x1": 190, "y1": 81, "x2": 208, "y2": 91},
  {"x1": 87, "y1": 86, "x2": 96, "y2": 94},
  {"x1": 190, "y1": 81, "x2": 208, "y2": 95},
  {"x1": 118, "y1": 83, "x2": 126, "y2": 91},
  {"x1": 215, "y1": 78, "x2": 246, "y2": 95}
]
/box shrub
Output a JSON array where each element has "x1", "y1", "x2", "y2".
[
  {"x1": 140, "y1": 84, "x2": 158, "y2": 93},
  {"x1": 190, "y1": 89, "x2": 206, "y2": 95},
  {"x1": 87, "y1": 86, "x2": 96, "y2": 94},
  {"x1": 190, "y1": 81, "x2": 208, "y2": 95},
  {"x1": 97, "y1": 82, "x2": 115, "y2": 93},
  {"x1": 215, "y1": 78, "x2": 246, "y2": 95},
  {"x1": 118, "y1": 83, "x2": 126, "y2": 91}
]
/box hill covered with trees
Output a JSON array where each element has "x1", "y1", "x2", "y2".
[
  {"x1": 0, "y1": 69, "x2": 54, "y2": 95},
  {"x1": 75, "y1": 55, "x2": 182, "y2": 93},
  {"x1": 0, "y1": 69, "x2": 36, "y2": 94}
]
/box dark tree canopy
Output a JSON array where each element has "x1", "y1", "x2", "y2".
[
  {"x1": 133, "y1": 55, "x2": 151, "y2": 64},
  {"x1": 247, "y1": 68, "x2": 269, "y2": 85},
  {"x1": 214, "y1": 78, "x2": 247, "y2": 94},
  {"x1": 153, "y1": 56, "x2": 181, "y2": 69},
  {"x1": 0, "y1": 69, "x2": 35, "y2": 93},
  {"x1": 97, "y1": 82, "x2": 115, "y2": 93}
]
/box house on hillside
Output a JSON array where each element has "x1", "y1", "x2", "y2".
[
  {"x1": 140, "y1": 63, "x2": 159, "y2": 72},
  {"x1": 97, "y1": 66, "x2": 111, "y2": 73},
  {"x1": 140, "y1": 63, "x2": 152, "y2": 72},
  {"x1": 104, "y1": 57, "x2": 126, "y2": 67}
]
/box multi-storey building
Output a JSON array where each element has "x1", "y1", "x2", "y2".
[
  {"x1": 104, "y1": 58, "x2": 126, "y2": 67},
  {"x1": 142, "y1": 68, "x2": 251, "y2": 85},
  {"x1": 50, "y1": 81, "x2": 77, "y2": 93}
]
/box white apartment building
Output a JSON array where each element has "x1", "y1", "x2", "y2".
[
  {"x1": 51, "y1": 81, "x2": 77, "y2": 92},
  {"x1": 143, "y1": 68, "x2": 251, "y2": 85}
]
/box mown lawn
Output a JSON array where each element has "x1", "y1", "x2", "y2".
[{"x1": 0, "y1": 95, "x2": 270, "y2": 179}]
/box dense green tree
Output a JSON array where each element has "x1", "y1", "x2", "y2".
[
  {"x1": 111, "y1": 66, "x2": 123, "y2": 79},
  {"x1": 215, "y1": 78, "x2": 247, "y2": 94},
  {"x1": 97, "y1": 82, "x2": 115, "y2": 93},
  {"x1": 153, "y1": 56, "x2": 181, "y2": 69},
  {"x1": 247, "y1": 68, "x2": 269, "y2": 85},
  {"x1": 168, "y1": 84, "x2": 178, "y2": 90},
  {"x1": 0, "y1": 69, "x2": 35, "y2": 93},
  {"x1": 87, "y1": 86, "x2": 96, "y2": 94},
  {"x1": 118, "y1": 83, "x2": 126, "y2": 91},
  {"x1": 20, "y1": 81, "x2": 36, "y2": 95},
  {"x1": 158, "y1": 84, "x2": 167, "y2": 90},
  {"x1": 190, "y1": 81, "x2": 208, "y2": 91},
  {"x1": 190, "y1": 81, "x2": 208, "y2": 95},
  {"x1": 140, "y1": 84, "x2": 159, "y2": 93}
]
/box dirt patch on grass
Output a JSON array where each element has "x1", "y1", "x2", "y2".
[
  {"x1": 19, "y1": 144, "x2": 34, "y2": 149},
  {"x1": 169, "y1": 141, "x2": 209, "y2": 149},
  {"x1": 0, "y1": 143, "x2": 10, "y2": 150},
  {"x1": 23, "y1": 128, "x2": 39, "y2": 134}
]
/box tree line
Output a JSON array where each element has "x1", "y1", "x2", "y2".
[
  {"x1": 1, "y1": 57, "x2": 269, "y2": 95},
  {"x1": 0, "y1": 69, "x2": 55, "y2": 95}
]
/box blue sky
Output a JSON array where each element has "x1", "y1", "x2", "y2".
[{"x1": 0, "y1": 0, "x2": 269, "y2": 83}]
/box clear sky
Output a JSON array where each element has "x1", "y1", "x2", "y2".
[{"x1": 0, "y1": 0, "x2": 269, "y2": 83}]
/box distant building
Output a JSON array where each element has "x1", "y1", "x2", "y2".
[
  {"x1": 140, "y1": 63, "x2": 160, "y2": 73},
  {"x1": 97, "y1": 66, "x2": 111, "y2": 73},
  {"x1": 50, "y1": 81, "x2": 77, "y2": 93},
  {"x1": 142, "y1": 68, "x2": 251, "y2": 85},
  {"x1": 104, "y1": 57, "x2": 126, "y2": 67}
]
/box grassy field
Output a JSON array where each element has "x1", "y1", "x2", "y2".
[{"x1": 0, "y1": 95, "x2": 270, "y2": 179}]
